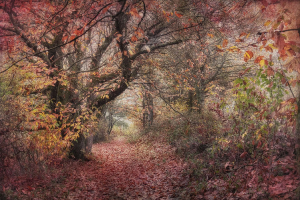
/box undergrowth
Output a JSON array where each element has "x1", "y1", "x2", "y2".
[{"x1": 139, "y1": 108, "x2": 299, "y2": 199}]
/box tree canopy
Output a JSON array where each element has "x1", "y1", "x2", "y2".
[{"x1": 0, "y1": 0, "x2": 300, "y2": 198}]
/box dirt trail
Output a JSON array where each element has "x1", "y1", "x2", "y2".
[{"x1": 66, "y1": 137, "x2": 189, "y2": 199}]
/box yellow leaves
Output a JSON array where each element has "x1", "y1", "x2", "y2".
[
  {"x1": 216, "y1": 45, "x2": 224, "y2": 52},
  {"x1": 259, "y1": 59, "x2": 268, "y2": 67},
  {"x1": 128, "y1": 50, "x2": 134, "y2": 56},
  {"x1": 242, "y1": 131, "x2": 247, "y2": 138},
  {"x1": 244, "y1": 51, "x2": 253, "y2": 62},
  {"x1": 268, "y1": 43, "x2": 277, "y2": 50},
  {"x1": 101, "y1": 94, "x2": 109, "y2": 99},
  {"x1": 264, "y1": 20, "x2": 271, "y2": 26},
  {"x1": 227, "y1": 46, "x2": 240, "y2": 52}
]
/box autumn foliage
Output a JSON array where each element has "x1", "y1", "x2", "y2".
[{"x1": 0, "y1": 0, "x2": 300, "y2": 199}]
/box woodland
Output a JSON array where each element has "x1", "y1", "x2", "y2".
[{"x1": 0, "y1": 0, "x2": 300, "y2": 199}]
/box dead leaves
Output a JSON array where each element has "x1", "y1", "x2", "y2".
[
  {"x1": 222, "y1": 39, "x2": 228, "y2": 48},
  {"x1": 64, "y1": 138, "x2": 187, "y2": 199},
  {"x1": 244, "y1": 50, "x2": 253, "y2": 62}
]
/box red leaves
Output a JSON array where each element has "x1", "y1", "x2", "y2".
[
  {"x1": 37, "y1": 138, "x2": 187, "y2": 199},
  {"x1": 244, "y1": 51, "x2": 253, "y2": 62},
  {"x1": 266, "y1": 66, "x2": 274, "y2": 76},
  {"x1": 274, "y1": 33, "x2": 286, "y2": 52},
  {"x1": 239, "y1": 67, "x2": 251, "y2": 77},
  {"x1": 240, "y1": 151, "x2": 248, "y2": 159}
]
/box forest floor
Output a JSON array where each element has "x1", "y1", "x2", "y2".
[
  {"x1": 4, "y1": 136, "x2": 192, "y2": 200},
  {"x1": 3, "y1": 135, "x2": 300, "y2": 200}
]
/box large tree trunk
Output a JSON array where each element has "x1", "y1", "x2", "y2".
[
  {"x1": 143, "y1": 90, "x2": 153, "y2": 127},
  {"x1": 85, "y1": 135, "x2": 93, "y2": 154},
  {"x1": 70, "y1": 134, "x2": 86, "y2": 160},
  {"x1": 70, "y1": 133, "x2": 94, "y2": 159}
]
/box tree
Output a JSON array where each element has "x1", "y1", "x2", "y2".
[{"x1": 0, "y1": 0, "x2": 204, "y2": 159}]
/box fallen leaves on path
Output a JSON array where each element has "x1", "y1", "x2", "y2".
[
  {"x1": 65, "y1": 136, "x2": 189, "y2": 199},
  {"x1": 4, "y1": 136, "x2": 299, "y2": 200}
]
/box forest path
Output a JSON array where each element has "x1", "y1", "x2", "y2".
[{"x1": 66, "y1": 136, "x2": 189, "y2": 199}]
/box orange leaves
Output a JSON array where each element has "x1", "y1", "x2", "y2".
[
  {"x1": 239, "y1": 32, "x2": 247, "y2": 37},
  {"x1": 175, "y1": 11, "x2": 183, "y2": 18},
  {"x1": 69, "y1": 35, "x2": 76, "y2": 41},
  {"x1": 129, "y1": 7, "x2": 140, "y2": 18},
  {"x1": 264, "y1": 45, "x2": 273, "y2": 53},
  {"x1": 207, "y1": 33, "x2": 214, "y2": 38},
  {"x1": 254, "y1": 56, "x2": 264, "y2": 64},
  {"x1": 216, "y1": 45, "x2": 224, "y2": 52},
  {"x1": 131, "y1": 35, "x2": 138, "y2": 42},
  {"x1": 62, "y1": 35, "x2": 68, "y2": 42},
  {"x1": 222, "y1": 39, "x2": 228, "y2": 48},
  {"x1": 130, "y1": 29, "x2": 144, "y2": 43},
  {"x1": 244, "y1": 51, "x2": 253, "y2": 62},
  {"x1": 254, "y1": 56, "x2": 268, "y2": 67},
  {"x1": 62, "y1": 29, "x2": 84, "y2": 42},
  {"x1": 74, "y1": 29, "x2": 84, "y2": 36}
]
